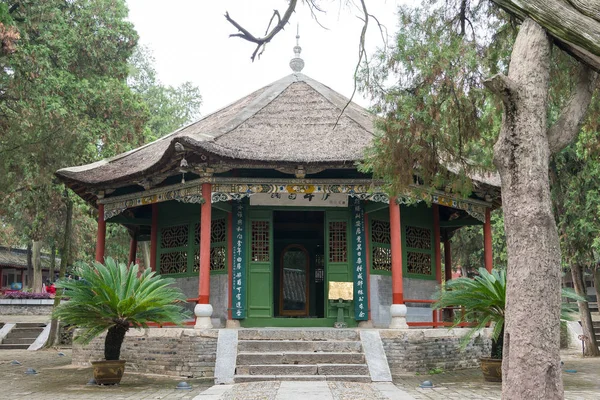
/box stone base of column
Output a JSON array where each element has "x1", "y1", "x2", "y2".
[
  {"x1": 226, "y1": 319, "x2": 241, "y2": 328},
  {"x1": 194, "y1": 303, "x2": 214, "y2": 329},
  {"x1": 358, "y1": 320, "x2": 374, "y2": 328},
  {"x1": 389, "y1": 304, "x2": 408, "y2": 329}
]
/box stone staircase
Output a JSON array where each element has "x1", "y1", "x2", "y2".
[
  {"x1": 593, "y1": 321, "x2": 600, "y2": 347},
  {"x1": 234, "y1": 329, "x2": 371, "y2": 382},
  {"x1": 0, "y1": 323, "x2": 46, "y2": 350}
]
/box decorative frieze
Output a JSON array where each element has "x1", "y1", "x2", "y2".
[{"x1": 99, "y1": 178, "x2": 490, "y2": 221}]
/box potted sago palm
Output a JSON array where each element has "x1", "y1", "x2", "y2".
[
  {"x1": 434, "y1": 267, "x2": 581, "y2": 382},
  {"x1": 53, "y1": 257, "x2": 189, "y2": 385}
]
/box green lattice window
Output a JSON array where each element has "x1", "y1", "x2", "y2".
[
  {"x1": 328, "y1": 221, "x2": 347, "y2": 263},
  {"x1": 370, "y1": 219, "x2": 391, "y2": 275},
  {"x1": 251, "y1": 221, "x2": 270, "y2": 262},
  {"x1": 159, "y1": 213, "x2": 228, "y2": 276},
  {"x1": 404, "y1": 225, "x2": 434, "y2": 278}
]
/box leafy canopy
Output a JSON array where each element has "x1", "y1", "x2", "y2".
[
  {"x1": 434, "y1": 268, "x2": 584, "y2": 345},
  {"x1": 53, "y1": 257, "x2": 190, "y2": 344}
]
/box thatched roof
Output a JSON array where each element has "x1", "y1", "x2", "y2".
[{"x1": 56, "y1": 73, "x2": 375, "y2": 188}]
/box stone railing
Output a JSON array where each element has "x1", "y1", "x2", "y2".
[{"x1": 0, "y1": 299, "x2": 56, "y2": 315}]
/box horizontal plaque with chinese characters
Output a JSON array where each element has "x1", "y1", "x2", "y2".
[{"x1": 249, "y1": 193, "x2": 348, "y2": 207}]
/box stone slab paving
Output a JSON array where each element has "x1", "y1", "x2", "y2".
[
  {"x1": 194, "y1": 381, "x2": 414, "y2": 400},
  {"x1": 0, "y1": 348, "x2": 212, "y2": 399},
  {"x1": 1, "y1": 347, "x2": 599, "y2": 400}
]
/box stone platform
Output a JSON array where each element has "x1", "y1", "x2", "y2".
[{"x1": 71, "y1": 327, "x2": 492, "y2": 381}]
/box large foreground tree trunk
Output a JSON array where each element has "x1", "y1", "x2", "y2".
[
  {"x1": 31, "y1": 240, "x2": 43, "y2": 293},
  {"x1": 571, "y1": 264, "x2": 600, "y2": 356},
  {"x1": 486, "y1": 18, "x2": 597, "y2": 399}
]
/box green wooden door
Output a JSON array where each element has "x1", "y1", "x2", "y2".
[
  {"x1": 247, "y1": 209, "x2": 273, "y2": 319},
  {"x1": 325, "y1": 210, "x2": 352, "y2": 319}
]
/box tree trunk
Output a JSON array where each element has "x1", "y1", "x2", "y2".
[
  {"x1": 486, "y1": 19, "x2": 563, "y2": 399},
  {"x1": 141, "y1": 241, "x2": 151, "y2": 270},
  {"x1": 31, "y1": 240, "x2": 42, "y2": 293},
  {"x1": 46, "y1": 194, "x2": 72, "y2": 348},
  {"x1": 571, "y1": 264, "x2": 600, "y2": 356},
  {"x1": 26, "y1": 243, "x2": 32, "y2": 289},
  {"x1": 594, "y1": 264, "x2": 600, "y2": 315},
  {"x1": 104, "y1": 324, "x2": 129, "y2": 361},
  {"x1": 49, "y1": 244, "x2": 56, "y2": 282}
]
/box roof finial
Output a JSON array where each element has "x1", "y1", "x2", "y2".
[{"x1": 289, "y1": 24, "x2": 304, "y2": 73}]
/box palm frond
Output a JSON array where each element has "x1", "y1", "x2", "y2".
[{"x1": 53, "y1": 257, "x2": 191, "y2": 345}]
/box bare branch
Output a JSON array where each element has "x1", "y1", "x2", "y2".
[
  {"x1": 483, "y1": 73, "x2": 518, "y2": 107},
  {"x1": 547, "y1": 65, "x2": 598, "y2": 154},
  {"x1": 225, "y1": 0, "x2": 298, "y2": 62},
  {"x1": 335, "y1": 0, "x2": 369, "y2": 128}
]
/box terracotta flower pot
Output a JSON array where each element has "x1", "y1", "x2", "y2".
[
  {"x1": 480, "y1": 357, "x2": 502, "y2": 382},
  {"x1": 91, "y1": 360, "x2": 126, "y2": 385}
]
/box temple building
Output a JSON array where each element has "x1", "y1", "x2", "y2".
[{"x1": 56, "y1": 40, "x2": 500, "y2": 329}]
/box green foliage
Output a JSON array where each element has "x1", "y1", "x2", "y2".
[
  {"x1": 128, "y1": 46, "x2": 202, "y2": 140},
  {"x1": 434, "y1": 268, "x2": 583, "y2": 357},
  {"x1": 451, "y1": 210, "x2": 507, "y2": 274},
  {"x1": 53, "y1": 257, "x2": 190, "y2": 345},
  {"x1": 359, "y1": 0, "x2": 514, "y2": 195}
]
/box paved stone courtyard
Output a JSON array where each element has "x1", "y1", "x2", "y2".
[{"x1": 1, "y1": 349, "x2": 599, "y2": 399}]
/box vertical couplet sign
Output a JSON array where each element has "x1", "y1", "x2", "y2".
[
  {"x1": 352, "y1": 198, "x2": 368, "y2": 320},
  {"x1": 232, "y1": 200, "x2": 246, "y2": 319}
]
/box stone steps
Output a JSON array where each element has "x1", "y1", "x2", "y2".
[
  {"x1": 234, "y1": 374, "x2": 372, "y2": 383},
  {"x1": 2, "y1": 337, "x2": 39, "y2": 345},
  {"x1": 0, "y1": 323, "x2": 46, "y2": 350},
  {"x1": 238, "y1": 339, "x2": 362, "y2": 353},
  {"x1": 237, "y1": 351, "x2": 365, "y2": 365},
  {"x1": 0, "y1": 343, "x2": 30, "y2": 350},
  {"x1": 236, "y1": 363, "x2": 369, "y2": 376},
  {"x1": 238, "y1": 329, "x2": 360, "y2": 341},
  {"x1": 233, "y1": 329, "x2": 371, "y2": 383}
]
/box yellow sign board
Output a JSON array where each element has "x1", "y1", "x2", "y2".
[{"x1": 328, "y1": 282, "x2": 353, "y2": 300}]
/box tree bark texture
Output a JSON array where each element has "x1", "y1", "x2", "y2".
[
  {"x1": 104, "y1": 324, "x2": 129, "y2": 361},
  {"x1": 26, "y1": 243, "x2": 32, "y2": 288},
  {"x1": 491, "y1": 0, "x2": 600, "y2": 72},
  {"x1": 488, "y1": 19, "x2": 563, "y2": 399},
  {"x1": 594, "y1": 264, "x2": 600, "y2": 315},
  {"x1": 31, "y1": 240, "x2": 42, "y2": 293},
  {"x1": 571, "y1": 264, "x2": 600, "y2": 355},
  {"x1": 46, "y1": 195, "x2": 72, "y2": 348}
]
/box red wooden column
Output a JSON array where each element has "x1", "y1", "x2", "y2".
[
  {"x1": 128, "y1": 236, "x2": 138, "y2": 267},
  {"x1": 195, "y1": 182, "x2": 213, "y2": 329},
  {"x1": 389, "y1": 197, "x2": 407, "y2": 328},
  {"x1": 150, "y1": 203, "x2": 158, "y2": 272},
  {"x1": 444, "y1": 239, "x2": 453, "y2": 282},
  {"x1": 227, "y1": 212, "x2": 233, "y2": 321},
  {"x1": 433, "y1": 204, "x2": 442, "y2": 325},
  {"x1": 483, "y1": 208, "x2": 493, "y2": 272},
  {"x1": 198, "y1": 183, "x2": 212, "y2": 304},
  {"x1": 433, "y1": 204, "x2": 442, "y2": 284},
  {"x1": 95, "y1": 203, "x2": 106, "y2": 263}
]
